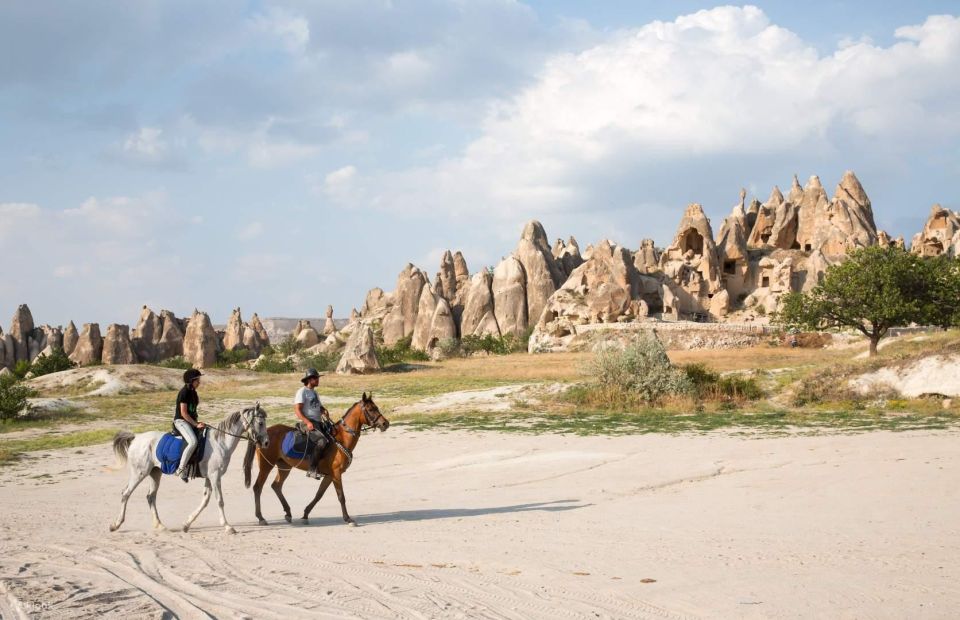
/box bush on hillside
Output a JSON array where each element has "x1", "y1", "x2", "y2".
[
  {"x1": 29, "y1": 348, "x2": 76, "y2": 377},
  {"x1": 0, "y1": 374, "x2": 35, "y2": 421}
]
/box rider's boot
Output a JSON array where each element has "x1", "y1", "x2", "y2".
[{"x1": 306, "y1": 447, "x2": 322, "y2": 479}]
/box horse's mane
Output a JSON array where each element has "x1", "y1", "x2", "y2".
[
  {"x1": 215, "y1": 408, "x2": 246, "y2": 440},
  {"x1": 337, "y1": 401, "x2": 362, "y2": 425}
]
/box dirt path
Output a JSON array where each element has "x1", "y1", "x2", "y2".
[{"x1": 0, "y1": 429, "x2": 958, "y2": 618}]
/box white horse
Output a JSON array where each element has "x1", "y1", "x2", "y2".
[{"x1": 110, "y1": 404, "x2": 269, "y2": 534}]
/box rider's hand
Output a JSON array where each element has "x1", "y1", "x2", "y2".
[
  {"x1": 306, "y1": 421, "x2": 315, "y2": 432},
  {"x1": 197, "y1": 422, "x2": 206, "y2": 429}
]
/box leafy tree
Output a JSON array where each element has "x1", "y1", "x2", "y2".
[
  {"x1": 29, "y1": 348, "x2": 76, "y2": 377},
  {"x1": 776, "y1": 246, "x2": 960, "y2": 356},
  {"x1": 0, "y1": 374, "x2": 35, "y2": 421}
]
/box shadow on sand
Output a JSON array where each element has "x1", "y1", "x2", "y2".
[{"x1": 240, "y1": 499, "x2": 589, "y2": 529}]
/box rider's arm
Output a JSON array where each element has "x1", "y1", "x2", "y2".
[
  {"x1": 179, "y1": 403, "x2": 204, "y2": 429},
  {"x1": 294, "y1": 403, "x2": 315, "y2": 430}
]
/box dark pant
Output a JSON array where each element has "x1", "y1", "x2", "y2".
[{"x1": 296, "y1": 423, "x2": 328, "y2": 472}]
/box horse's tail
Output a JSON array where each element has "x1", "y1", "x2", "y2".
[
  {"x1": 112, "y1": 431, "x2": 135, "y2": 467},
  {"x1": 243, "y1": 440, "x2": 256, "y2": 488}
]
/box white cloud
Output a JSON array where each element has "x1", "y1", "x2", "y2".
[
  {"x1": 0, "y1": 203, "x2": 41, "y2": 236},
  {"x1": 341, "y1": 7, "x2": 960, "y2": 219},
  {"x1": 247, "y1": 139, "x2": 318, "y2": 168},
  {"x1": 123, "y1": 127, "x2": 167, "y2": 159},
  {"x1": 249, "y1": 7, "x2": 310, "y2": 53},
  {"x1": 237, "y1": 221, "x2": 264, "y2": 240}
]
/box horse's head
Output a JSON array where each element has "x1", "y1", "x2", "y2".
[
  {"x1": 245, "y1": 402, "x2": 270, "y2": 448},
  {"x1": 360, "y1": 392, "x2": 389, "y2": 432}
]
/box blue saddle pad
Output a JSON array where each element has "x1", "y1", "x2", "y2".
[
  {"x1": 156, "y1": 431, "x2": 207, "y2": 475},
  {"x1": 281, "y1": 430, "x2": 307, "y2": 459}
]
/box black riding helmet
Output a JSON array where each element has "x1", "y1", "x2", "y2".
[
  {"x1": 301, "y1": 368, "x2": 320, "y2": 385},
  {"x1": 183, "y1": 368, "x2": 203, "y2": 384}
]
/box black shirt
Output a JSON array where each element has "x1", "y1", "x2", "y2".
[{"x1": 175, "y1": 385, "x2": 199, "y2": 423}]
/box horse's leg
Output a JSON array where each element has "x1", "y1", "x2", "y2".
[
  {"x1": 146, "y1": 468, "x2": 165, "y2": 531},
  {"x1": 253, "y1": 456, "x2": 273, "y2": 525},
  {"x1": 332, "y1": 476, "x2": 355, "y2": 526},
  {"x1": 211, "y1": 474, "x2": 235, "y2": 535},
  {"x1": 110, "y1": 464, "x2": 149, "y2": 532},
  {"x1": 301, "y1": 475, "x2": 333, "y2": 524},
  {"x1": 271, "y1": 466, "x2": 294, "y2": 524},
  {"x1": 182, "y1": 479, "x2": 212, "y2": 533}
]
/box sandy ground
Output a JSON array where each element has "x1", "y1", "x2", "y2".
[{"x1": 0, "y1": 429, "x2": 958, "y2": 619}]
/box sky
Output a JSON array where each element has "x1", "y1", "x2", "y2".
[{"x1": 1, "y1": 1, "x2": 958, "y2": 328}]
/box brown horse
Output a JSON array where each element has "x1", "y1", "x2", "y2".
[{"x1": 243, "y1": 393, "x2": 389, "y2": 526}]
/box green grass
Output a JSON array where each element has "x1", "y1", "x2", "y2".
[
  {"x1": 0, "y1": 405, "x2": 88, "y2": 434},
  {"x1": 393, "y1": 408, "x2": 960, "y2": 435},
  {"x1": 0, "y1": 427, "x2": 154, "y2": 466}
]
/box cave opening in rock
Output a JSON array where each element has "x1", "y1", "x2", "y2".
[{"x1": 679, "y1": 229, "x2": 704, "y2": 256}]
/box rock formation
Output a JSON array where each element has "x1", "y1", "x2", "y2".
[
  {"x1": 323, "y1": 305, "x2": 337, "y2": 336},
  {"x1": 381, "y1": 264, "x2": 428, "y2": 346},
  {"x1": 63, "y1": 321, "x2": 79, "y2": 356},
  {"x1": 515, "y1": 221, "x2": 565, "y2": 326},
  {"x1": 183, "y1": 311, "x2": 219, "y2": 368},
  {"x1": 249, "y1": 313, "x2": 269, "y2": 346},
  {"x1": 658, "y1": 203, "x2": 724, "y2": 317},
  {"x1": 815, "y1": 171, "x2": 878, "y2": 258},
  {"x1": 795, "y1": 175, "x2": 830, "y2": 251},
  {"x1": 634, "y1": 239, "x2": 660, "y2": 274},
  {"x1": 335, "y1": 325, "x2": 381, "y2": 374},
  {"x1": 102, "y1": 324, "x2": 137, "y2": 365},
  {"x1": 222, "y1": 308, "x2": 246, "y2": 351},
  {"x1": 491, "y1": 255, "x2": 528, "y2": 337},
  {"x1": 715, "y1": 190, "x2": 751, "y2": 299},
  {"x1": 131, "y1": 306, "x2": 162, "y2": 362},
  {"x1": 531, "y1": 240, "x2": 661, "y2": 352},
  {"x1": 9, "y1": 304, "x2": 34, "y2": 364},
  {"x1": 410, "y1": 285, "x2": 457, "y2": 351},
  {"x1": 69, "y1": 323, "x2": 103, "y2": 365},
  {"x1": 912, "y1": 204, "x2": 960, "y2": 257},
  {"x1": 294, "y1": 320, "x2": 320, "y2": 348},
  {"x1": 460, "y1": 271, "x2": 501, "y2": 338},
  {"x1": 156, "y1": 310, "x2": 185, "y2": 360}
]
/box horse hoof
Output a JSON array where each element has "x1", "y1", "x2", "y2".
[
  {"x1": 301, "y1": 517, "x2": 309, "y2": 525},
  {"x1": 225, "y1": 526, "x2": 237, "y2": 535},
  {"x1": 154, "y1": 524, "x2": 166, "y2": 532},
  {"x1": 346, "y1": 521, "x2": 357, "y2": 527},
  {"x1": 258, "y1": 519, "x2": 268, "y2": 526},
  {"x1": 182, "y1": 524, "x2": 190, "y2": 533},
  {"x1": 109, "y1": 523, "x2": 119, "y2": 532},
  {"x1": 284, "y1": 514, "x2": 292, "y2": 524}
]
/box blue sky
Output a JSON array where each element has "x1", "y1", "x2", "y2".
[{"x1": 1, "y1": 1, "x2": 958, "y2": 327}]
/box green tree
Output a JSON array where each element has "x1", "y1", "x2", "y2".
[
  {"x1": 0, "y1": 374, "x2": 35, "y2": 421},
  {"x1": 776, "y1": 246, "x2": 960, "y2": 356}
]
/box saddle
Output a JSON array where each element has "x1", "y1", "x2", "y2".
[
  {"x1": 281, "y1": 424, "x2": 329, "y2": 460},
  {"x1": 156, "y1": 428, "x2": 208, "y2": 478}
]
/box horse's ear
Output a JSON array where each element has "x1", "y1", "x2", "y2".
[{"x1": 362, "y1": 392, "x2": 368, "y2": 402}]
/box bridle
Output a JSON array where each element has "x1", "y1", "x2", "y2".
[
  {"x1": 327, "y1": 401, "x2": 385, "y2": 470},
  {"x1": 337, "y1": 401, "x2": 384, "y2": 438},
  {"x1": 216, "y1": 405, "x2": 268, "y2": 444}
]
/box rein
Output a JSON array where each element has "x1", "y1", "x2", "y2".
[
  {"x1": 214, "y1": 408, "x2": 266, "y2": 442},
  {"x1": 330, "y1": 402, "x2": 384, "y2": 469}
]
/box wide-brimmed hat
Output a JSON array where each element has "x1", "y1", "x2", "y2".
[
  {"x1": 301, "y1": 368, "x2": 320, "y2": 384},
  {"x1": 183, "y1": 368, "x2": 203, "y2": 383}
]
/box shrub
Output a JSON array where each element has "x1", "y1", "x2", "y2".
[
  {"x1": 29, "y1": 348, "x2": 76, "y2": 377},
  {"x1": 436, "y1": 338, "x2": 462, "y2": 359},
  {"x1": 0, "y1": 374, "x2": 35, "y2": 421},
  {"x1": 274, "y1": 335, "x2": 303, "y2": 357},
  {"x1": 216, "y1": 348, "x2": 251, "y2": 368},
  {"x1": 158, "y1": 356, "x2": 193, "y2": 370},
  {"x1": 376, "y1": 335, "x2": 430, "y2": 365},
  {"x1": 12, "y1": 360, "x2": 32, "y2": 379},
  {"x1": 585, "y1": 333, "x2": 693, "y2": 405},
  {"x1": 683, "y1": 363, "x2": 763, "y2": 401},
  {"x1": 253, "y1": 355, "x2": 296, "y2": 374},
  {"x1": 460, "y1": 331, "x2": 530, "y2": 356},
  {"x1": 296, "y1": 351, "x2": 339, "y2": 373}
]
